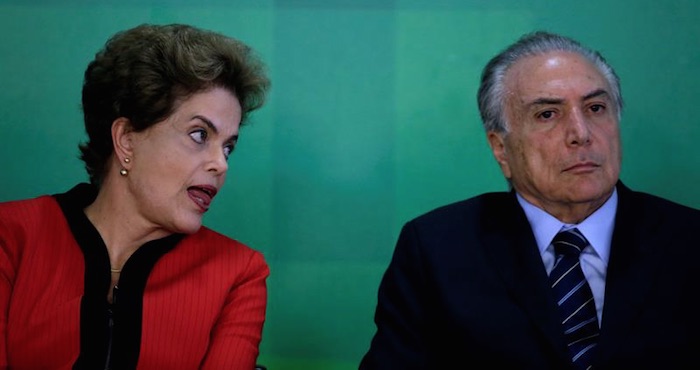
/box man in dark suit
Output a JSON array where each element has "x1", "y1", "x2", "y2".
[{"x1": 360, "y1": 31, "x2": 700, "y2": 369}]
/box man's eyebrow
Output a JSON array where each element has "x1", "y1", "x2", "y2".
[
  {"x1": 582, "y1": 88, "x2": 609, "y2": 101},
  {"x1": 528, "y1": 97, "x2": 564, "y2": 106},
  {"x1": 193, "y1": 115, "x2": 238, "y2": 143},
  {"x1": 526, "y1": 89, "x2": 610, "y2": 107}
]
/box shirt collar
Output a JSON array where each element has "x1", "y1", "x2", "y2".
[{"x1": 516, "y1": 187, "x2": 617, "y2": 265}]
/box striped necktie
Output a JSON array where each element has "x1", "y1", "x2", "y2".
[{"x1": 549, "y1": 228, "x2": 600, "y2": 369}]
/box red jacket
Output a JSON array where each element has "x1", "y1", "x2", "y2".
[{"x1": 0, "y1": 184, "x2": 269, "y2": 369}]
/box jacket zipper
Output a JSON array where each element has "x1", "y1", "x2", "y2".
[{"x1": 104, "y1": 285, "x2": 118, "y2": 370}]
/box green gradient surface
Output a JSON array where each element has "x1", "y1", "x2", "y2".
[{"x1": 1, "y1": 1, "x2": 699, "y2": 369}]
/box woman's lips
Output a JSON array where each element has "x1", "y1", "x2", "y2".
[{"x1": 187, "y1": 185, "x2": 218, "y2": 212}]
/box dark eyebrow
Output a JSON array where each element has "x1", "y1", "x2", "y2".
[
  {"x1": 527, "y1": 89, "x2": 610, "y2": 107},
  {"x1": 193, "y1": 115, "x2": 238, "y2": 143},
  {"x1": 529, "y1": 97, "x2": 564, "y2": 106},
  {"x1": 582, "y1": 88, "x2": 609, "y2": 101}
]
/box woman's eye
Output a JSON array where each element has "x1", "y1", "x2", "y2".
[
  {"x1": 223, "y1": 143, "x2": 234, "y2": 159},
  {"x1": 189, "y1": 129, "x2": 207, "y2": 144}
]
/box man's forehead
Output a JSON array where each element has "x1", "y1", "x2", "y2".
[
  {"x1": 507, "y1": 51, "x2": 603, "y2": 79},
  {"x1": 506, "y1": 53, "x2": 610, "y2": 102}
]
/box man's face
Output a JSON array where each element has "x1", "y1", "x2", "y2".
[{"x1": 488, "y1": 51, "x2": 621, "y2": 222}]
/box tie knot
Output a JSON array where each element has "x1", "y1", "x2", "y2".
[{"x1": 552, "y1": 228, "x2": 588, "y2": 257}]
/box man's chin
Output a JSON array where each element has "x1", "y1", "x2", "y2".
[{"x1": 568, "y1": 186, "x2": 615, "y2": 206}]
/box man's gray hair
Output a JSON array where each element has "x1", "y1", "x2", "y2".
[{"x1": 477, "y1": 31, "x2": 623, "y2": 134}]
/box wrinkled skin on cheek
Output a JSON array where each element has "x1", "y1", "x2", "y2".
[{"x1": 490, "y1": 51, "x2": 622, "y2": 223}]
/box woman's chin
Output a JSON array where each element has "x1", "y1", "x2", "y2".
[{"x1": 172, "y1": 219, "x2": 203, "y2": 235}]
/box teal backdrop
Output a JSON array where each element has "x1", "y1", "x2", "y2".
[{"x1": 1, "y1": 1, "x2": 699, "y2": 369}]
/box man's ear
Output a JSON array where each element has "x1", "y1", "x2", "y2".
[
  {"x1": 487, "y1": 131, "x2": 512, "y2": 179},
  {"x1": 112, "y1": 117, "x2": 134, "y2": 164}
]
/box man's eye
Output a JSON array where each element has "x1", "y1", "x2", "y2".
[
  {"x1": 538, "y1": 110, "x2": 555, "y2": 120},
  {"x1": 189, "y1": 129, "x2": 207, "y2": 143},
  {"x1": 590, "y1": 104, "x2": 605, "y2": 113}
]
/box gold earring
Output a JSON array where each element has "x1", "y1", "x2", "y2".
[{"x1": 120, "y1": 157, "x2": 130, "y2": 176}]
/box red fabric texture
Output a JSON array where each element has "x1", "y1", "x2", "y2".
[{"x1": 0, "y1": 194, "x2": 269, "y2": 369}]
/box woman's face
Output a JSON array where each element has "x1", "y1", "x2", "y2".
[{"x1": 124, "y1": 87, "x2": 242, "y2": 234}]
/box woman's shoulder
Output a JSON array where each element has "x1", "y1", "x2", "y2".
[
  {"x1": 0, "y1": 194, "x2": 61, "y2": 228},
  {"x1": 0, "y1": 195, "x2": 66, "y2": 266},
  {"x1": 182, "y1": 226, "x2": 267, "y2": 262},
  {"x1": 177, "y1": 226, "x2": 269, "y2": 279},
  {"x1": 186, "y1": 226, "x2": 248, "y2": 249}
]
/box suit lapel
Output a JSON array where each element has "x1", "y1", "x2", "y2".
[
  {"x1": 480, "y1": 192, "x2": 570, "y2": 359},
  {"x1": 479, "y1": 183, "x2": 666, "y2": 364},
  {"x1": 596, "y1": 182, "x2": 665, "y2": 359}
]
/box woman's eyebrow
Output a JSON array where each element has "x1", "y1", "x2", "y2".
[{"x1": 193, "y1": 115, "x2": 239, "y2": 142}]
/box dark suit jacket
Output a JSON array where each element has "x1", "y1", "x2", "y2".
[{"x1": 360, "y1": 181, "x2": 700, "y2": 369}]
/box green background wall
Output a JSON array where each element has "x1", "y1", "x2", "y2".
[{"x1": 1, "y1": 1, "x2": 698, "y2": 369}]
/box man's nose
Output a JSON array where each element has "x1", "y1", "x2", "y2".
[{"x1": 566, "y1": 109, "x2": 592, "y2": 146}]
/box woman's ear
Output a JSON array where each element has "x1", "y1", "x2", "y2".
[{"x1": 112, "y1": 117, "x2": 134, "y2": 164}]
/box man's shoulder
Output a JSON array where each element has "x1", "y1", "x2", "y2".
[
  {"x1": 410, "y1": 191, "x2": 514, "y2": 227},
  {"x1": 619, "y1": 184, "x2": 700, "y2": 218},
  {"x1": 615, "y1": 183, "x2": 700, "y2": 237}
]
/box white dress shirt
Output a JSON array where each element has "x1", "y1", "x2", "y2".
[{"x1": 516, "y1": 188, "x2": 617, "y2": 325}]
